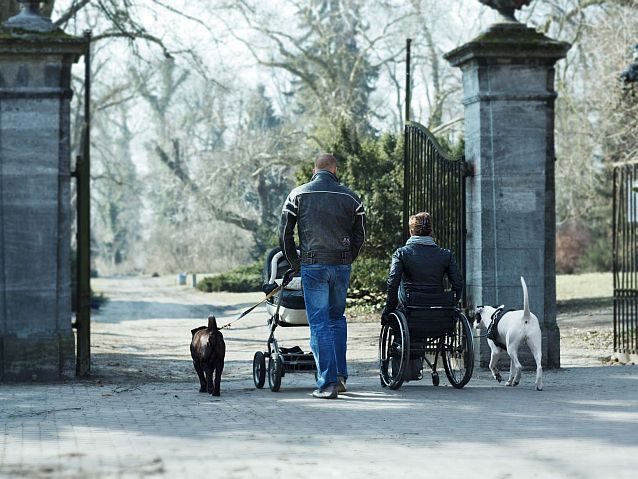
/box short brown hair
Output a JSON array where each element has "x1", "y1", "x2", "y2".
[
  {"x1": 315, "y1": 153, "x2": 337, "y2": 171},
  {"x1": 409, "y1": 212, "x2": 432, "y2": 236}
]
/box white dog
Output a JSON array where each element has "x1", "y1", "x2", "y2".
[{"x1": 474, "y1": 277, "x2": 543, "y2": 391}]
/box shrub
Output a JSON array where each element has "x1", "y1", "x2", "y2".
[
  {"x1": 577, "y1": 237, "x2": 612, "y2": 272},
  {"x1": 350, "y1": 257, "x2": 389, "y2": 293},
  {"x1": 197, "y1": 262, "x2": 262, "y2": 292},
  {"x1": 556, "y1": 219, "x2": 612, "y2": 274},
  {"x1": 296, "y1": 123, "x2": 404, "y2": 264},
  {"x1": 348, "y1": 257, "x2": 389, "y2": 311},
  {"x1": 556, "y1": 220, "x2": 592, "y2": 274},
  {"x1": 291, "y1": 124, "x2": 404, "y2": 309}
]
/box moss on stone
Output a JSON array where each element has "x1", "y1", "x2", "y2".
[
  {"x1": 444, "y1": 23, "x2": 570, "y2": 72},
  {"x1": 1, "y1": 331, "x2": 75, "y2": 382},
  {"x1": 473, "y1": 25, "x2": 549, "y2": 44},
  {"x1": 0, "y1": 27, "x2": 79, "y2": 42}
]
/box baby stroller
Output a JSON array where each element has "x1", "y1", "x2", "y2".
[{"x1": 252, "y1": 247, "x2": 316, "y2": 391}]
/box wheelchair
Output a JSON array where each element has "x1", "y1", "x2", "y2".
[{"x1": 379, "y1": 291, "x2": 474, "y2": 390}]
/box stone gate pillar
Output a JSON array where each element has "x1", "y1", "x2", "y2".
[
  {"x1": 445, "y1": 22, "x2": 569, "y2": 368},
  {"x1": 0, "y1": 11, "x2": 85, "y2": 380}
]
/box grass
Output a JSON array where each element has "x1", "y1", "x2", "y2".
[
  {"x1": 556, "y1": 272, "x2": 613, "y2": 314},
  {"x1": 556, "y1": 272, "x2": 612, "y2": 301}
]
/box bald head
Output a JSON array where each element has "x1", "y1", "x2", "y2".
[{"x1": 314, "y1": 153, "x2": 337, "y2": 174}]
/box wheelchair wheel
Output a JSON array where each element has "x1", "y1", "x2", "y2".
[
  {"x1": 379, "y1": 311, "x2": 410, "y2": 390},
  {"x1": 253, "y1": 351, "x2": 266, "y2": 389},
  {"x1": 443, "y1": 312, "x2": 474, "y2": 389},
  {"x1": 268, "y1": 355, "x2": 283, "y2": 392}
]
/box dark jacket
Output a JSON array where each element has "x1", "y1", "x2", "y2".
[
  {"x1": 279, "y1": 170, "x2": 366, "y2": 270},
  {"x1": 383, "y1": 238, "x2": 463, "y2": 313}
]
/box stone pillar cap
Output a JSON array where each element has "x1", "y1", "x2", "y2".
[
  {"x1": 3, "y1": 0, "x2": 53, "y2": 33},
  {"x1": 445, "y1": 22, "x2": 570, "y2": 67},
  {"x1": 0, "y1": 35, "x2": 87, "y2": 67},
  {"x1": 0, "y1": 33, "x2": 87, "y2": 59}
]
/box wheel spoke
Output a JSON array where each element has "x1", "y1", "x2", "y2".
[{"x1": 379, "y1": 313, "x2": 409, "y2": 390}]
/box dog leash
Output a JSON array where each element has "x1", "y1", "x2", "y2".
[{"x1": 219, "y1": 285, "x2": 283, "y2": 330}]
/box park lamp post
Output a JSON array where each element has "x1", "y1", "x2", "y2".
[{"x1": 3, "y1": 0, "x2": 53, "y2": 33}]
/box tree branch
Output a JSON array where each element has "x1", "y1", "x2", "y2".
[{"x1": 53, "y1": 0, "x2": 92, "y2": 29}]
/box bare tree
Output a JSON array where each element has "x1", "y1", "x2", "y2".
[
  {"x1": 127, "y1": 55, "x2": 304, "y2": 265},
  {"x1": 91, "y1": 104, "x2": 143, "y2": 271},
  {"x1": 522, "y1": 0, "x2": 638, "y2": 270},
  {"x1": 229, "y1": 0, "x2": 411, "y2": 142},
  {"x1": 524, "y1": 0, "x2": 637, "y2": 224}
]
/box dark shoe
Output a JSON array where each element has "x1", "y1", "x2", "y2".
[
  {"x1": 337, "y1": 376, "x2": 347, "y2": 393},
  {"x1": 312, "y1": 385, "x2": 338, "y2": 399},
  {"x1": 407, "y1": 359, "x2": 422, "y2": 381}
]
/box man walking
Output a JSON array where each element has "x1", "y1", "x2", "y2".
[{"x1": 279, "y1": 153, "x2": 366, "y2": 399}]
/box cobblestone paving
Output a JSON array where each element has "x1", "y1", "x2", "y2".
[{"x1": 1, "y1": 277, "x2": 637, "y2": 478}]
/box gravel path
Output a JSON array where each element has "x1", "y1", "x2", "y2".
[
  {"x1": 89, "y1": 275, "x2": 382, "y2": 383},
  {"x1": 1, "y1": 275, "x2": 635, "y2": 479},
  {"x1": 89, "y1": 275, "x2": 616, "y2": 382}
]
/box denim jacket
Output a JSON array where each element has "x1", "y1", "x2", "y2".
[
  {"x1": 383, "y1": 236, "x2": 463, "y2": 313},
  {"x1": 279, "y1": 170, "x2": 366, "y2": 270}
]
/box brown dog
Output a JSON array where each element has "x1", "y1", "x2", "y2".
[{"x1": 190, "y1": 315, "x2": 225, "y2": 396}]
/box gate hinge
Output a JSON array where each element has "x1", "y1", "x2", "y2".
[
  {"x1": 72, "y1": 155, "x2": 83, "y2": 178},
  {"x1": 462, "y1": 161, "x2": 475, "y2": 177}
]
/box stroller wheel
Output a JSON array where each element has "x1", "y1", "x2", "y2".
[
  {"x1": 253, "y1": 351, "x2": 266, "y2": 389},
  {"x1": 268, "y1": 355, "x2": 283, "y2": 392}
]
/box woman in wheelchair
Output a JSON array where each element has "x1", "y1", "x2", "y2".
[
  {"x1": 381, "y1": 212, "x2": 463, "y2": 318},
  {"x1": 378, "y1": 212, "x2": 473, "y2": 389}
]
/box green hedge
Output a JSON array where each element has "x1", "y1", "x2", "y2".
[
  {"x1": 347, "y1": 257, "x2": 389, "y2": 311},
  {"x1": 350, "y1": 257, "x2": 388, "y2": 292},
  {"x1": 197, "y1": 262, "x2": 262, "y2": 293},
  {"x1": 196, "y1": 256, "x2": 391, "y2": 308}
]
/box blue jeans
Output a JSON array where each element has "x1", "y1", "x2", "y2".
[{"x1": 301, "y1": 263, "x2": 351, "y2": 390}]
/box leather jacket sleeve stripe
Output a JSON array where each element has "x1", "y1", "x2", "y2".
[
  {"x1": 282, "y1": 193, "x2": 298, "y2": 216},
  {"x1": 279, "y1": 210, "x2": 300, "y2": 270},
  {"x1": 351, "y1": 211, "x2": 366, "y2": 261}
]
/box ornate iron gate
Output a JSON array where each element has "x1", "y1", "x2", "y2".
[
  {"x1": 403, "y1": 121, "x2": 468, "y2": 301},
  {"x1": 613, "y1": 165, "x2": 638, "y2": 359}
]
